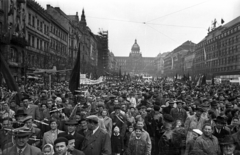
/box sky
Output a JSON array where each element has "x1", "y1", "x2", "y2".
[{"x1": 38, "y1": 0, "x2": 240, "y2": 57}]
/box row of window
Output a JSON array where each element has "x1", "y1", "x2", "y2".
[
  {"x1": 212, "y1": 65, "x2": 238, "y2": 72},
  {"x1": 28, "y1": 34, "x2": 48, "y2": 51},
  {"x1": 51, "y1": 25, "x2": 67, "y2": 42},
  {"x1": 205, "y1": 45, "x2": 239, "y2": 59},
  {"x1": 28, "y1": 14, "x2": 49, "y2": 35},
  {"x1": 206, "y1": 56, "x2": 238, "y2": 67},
  {"x1": 50, "y1": 37, "x2": 67, "y2": 55},
  {"x1": 197, "y1": 24, "x2": 240, "y2": 48},
  {"x1": 196, "y1": 45, "x2": 239, "y2": 62}
]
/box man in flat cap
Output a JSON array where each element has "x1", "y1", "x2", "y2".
[
  {"x1": 22, "y1": 115, "x2": 41, "y2": 147},
  {"x1": 3, "y1": 128, "x2": 42, "y2": 155},
  {"x1": 82, "y1": 115, "x2": 111, "y2": 155}
]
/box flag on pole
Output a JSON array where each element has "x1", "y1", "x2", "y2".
[
  {"x1": 69, "y1": 43, "x2": 81, "y2": 93},
  {"x1": 171, "y1": 57, "x2": 174, "y2": 69},
  {"x1": 0, "y1": 52, "x2": 21, "y2": 105},
  {"x1": 203, "y1": 47, "x2": 207, "y2": 64},
  {"x1": 221, "y1": 18, "x2": 225, "y2": 24}
]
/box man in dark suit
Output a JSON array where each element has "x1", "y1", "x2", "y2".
[
  {"x1": 58, "y1": 119, "x2": 84, "y2": 151},
  {"x1": 213, "y1": 116, "x2": 231, "y2": 142},
  {"x1": 66, "y1": 135, "x2": 85, "y2": 155},
  {"x1": 162, "y1": 100, "x2": 174, "y2": 114},
  {"x1": 82, "y1": 115, "x2": 111, "y2": 155},
  {"x1": 22, "y1": 96, "x2": 41, "y2": 120},
  {"x1": 170, "y1": 100, "x2": 187, "y2": 124},
  {"x1": 2, "y1": 128, "x2": 42, "y2": 155}
]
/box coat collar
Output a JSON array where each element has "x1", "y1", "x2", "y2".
[{"x1": 82, "y1": 128, "x2": 101, "y2": 150}]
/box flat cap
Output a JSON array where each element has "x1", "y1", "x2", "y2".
[{"x1": 86, "y1": 115, "x2": 99, "y2": 124}]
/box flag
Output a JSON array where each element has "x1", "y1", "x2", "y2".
[
  {"x1": 69, "y1": 43, "x2": 81, "y2": 93},
  {"x1": 0, "y1": 52, "x2": 21, "y2": 105},
  {"x1": 203, "y1": 47, "x2": 207, "y2": 64},
  {"x1": 118, "y1": 67, "x2": 122, "y2": 79},
  {"x1": 201, "y1": 74, "x2": 206, "y2": 85},
  {"x1": 221, "y1": 18, "x2": 224, "y2": 24},
  {"x1": 195, "y1": 75, "x2": 202, "y2": 87},
  {"x1": 171, "y1": 56, "x2": 174, "y2": 69}
]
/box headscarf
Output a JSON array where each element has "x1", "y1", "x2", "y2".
[{"x1": 42, "y1": 144, "x2": 54, "y2": 155}]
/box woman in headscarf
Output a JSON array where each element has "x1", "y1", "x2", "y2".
[{"x1": 42, "y1": 144, "x2": 54, "y2": 155}]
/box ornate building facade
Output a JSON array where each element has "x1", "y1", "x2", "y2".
[{"x1": 115, "y1": 39, "x2": 156, "y2": 76}]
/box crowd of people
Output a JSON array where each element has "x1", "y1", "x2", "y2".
[{"x1": 0, "y1": 79, "x2": 240, "y2": 155}]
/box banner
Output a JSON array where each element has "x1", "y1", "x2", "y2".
[{"x1": 80, "y1": 76, "x2": 104, "y2": 85}]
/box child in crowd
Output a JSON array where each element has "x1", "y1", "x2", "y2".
[
  {"x1": 111, "y1": 126, "x2": 124, "y2": 155},
  {"x1": 126, "y1": 126, "x2": 147, "y2": 155}
]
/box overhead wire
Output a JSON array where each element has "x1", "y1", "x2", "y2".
[
  {"x1": 87, "y1": 16, "x2": 207, "y2": 29},
  {"x1": 145, "y1": 0, "x2": 213, "y2": 23}
]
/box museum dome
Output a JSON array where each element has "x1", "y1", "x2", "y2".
[{"x1": 131, "y1": 39, "x2": 140, "y2": 52}]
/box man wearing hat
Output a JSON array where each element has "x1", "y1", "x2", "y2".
[
  {"x1": 110, "y1": 105, "x2": 127, "y2": 138},
  {"x1": 22, "y1": 96, "x2": 41, "y2": 120},
  {"x1": 82, "y1": 115, "x2": 111, "y2": 155},
  {"x1": 213, "y1": 116, "x2": 231, "y2": 141},
  {"x1": 145, "y1": 105, "x2": 162, "y2": 155},
  {"x1": 2, "y1": 128, "x2": 42, "y2": 155},
  {"x1": 13, "y1": 108, "x2": 28, "y2": 128},
  {"x1": 22, "y1": 115, "x2": 41, "y2": 146},
  {"x1": 58, "y1": 119, "x2": 84, "y2": 151},
  {"x1": 219, "y1": 135, "x2": 240, "y2": 155},
  {"x1": 162, "y1": 100, "x2": 174, "y2": 115},
  {"x1": 193, "y1": 123, "x2": 220, "y2": 155},
  {"x1": 170, "y1": 100, "x2": 187, "y2": 124},
  {"x1": 210, "y1": 101, "x2": 220, "y2": 117}
]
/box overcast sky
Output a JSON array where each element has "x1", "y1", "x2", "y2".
[{"x1": 38, "y1": 0, "x2": 240, "y2": 57}]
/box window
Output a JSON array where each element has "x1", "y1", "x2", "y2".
[
  {"x1": 32, "y1": 16, "x2": 35, "y2": 27},
  {"x1": 28, "y1": 14, "x2": 31, "y2": 25},
  {"x1": 37, "y1": 19, "x2": 39, "y2": 30},
  {"x1": 40, "y1": 22, "x2": 43, "y2": 32},
  {"x1": 37, "y1": 38, "x2": 39, "y2": 49},
  {"x1": 0, "y1": 0, "x2": 3, "y2": 9},
  {"x1": 9, "y1": 48, "x2": 17, "y2": 62},
  {"x1": 32, "y1": 36, "x2": 35, "y2": 47},
  {"x1": 40, "y1": 40, "x2": 42, "y2": 50},
  {"x1": 28, "y1": 34, "x2": 31, "y2": 45}
]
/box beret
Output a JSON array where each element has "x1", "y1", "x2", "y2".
[{"x1": 54, "y1": 137, "x2": 68, "y2": 146}]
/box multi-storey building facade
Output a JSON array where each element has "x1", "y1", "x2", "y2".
[
  {"x1": 163, "y1": 41, "x2": 195, "y2": 77},
  {"x1": 156, "y1": 52, "x2": 169, "y2": 77},
  {"x1": 193, "y1": 16, "x2": 240, "y2": 78},
  {"x1": 26, "y1": 0, "x2": 50, "y2": 72}
]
